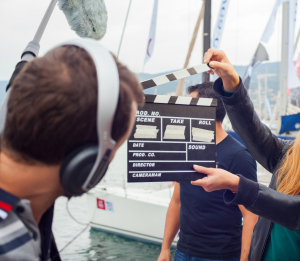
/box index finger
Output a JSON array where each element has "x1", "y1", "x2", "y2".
[
  {"x1": 204, "y1": 49, "x2": 228, "y2": 64},
  {"x1": 203, "y1": 49, "x2": 221, "y2": 63},
  {"x1": 203, "y1": 49, "x2": 214, "y2": 63},
  {"x1": 193, "y1": 165, "x2": 214, "y2": 175}
]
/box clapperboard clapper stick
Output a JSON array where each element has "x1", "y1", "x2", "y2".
[{"x1": 141, "y1": 63, "x2": 214, "y2": 90}]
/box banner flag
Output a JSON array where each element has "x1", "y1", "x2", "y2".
[
  {"x1": 261, "y1": 0, "x2": 288, "y2": 43},
  {"x1": 242, "y1": 43, "x2": 269, "y2": 90},
  {"x1": 242, "y1": 0, "x2": 283, "y2": 90},
  {"x1": 211, "y1": 0, "x2": 230, "y2": 49},
  {"x1": 279, "y1": 113, "x2": 300, "y2": 134},
  {"x1": 144, "y1": 0, "x2": 158, "y2": 64}
]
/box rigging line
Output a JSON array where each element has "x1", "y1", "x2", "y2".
[
  {"x1": 66, "y1": 198, "x2": 89, "y2": 226},
  {"x1": 117, "y1": 0, "x2": 133, "y2": 58}
]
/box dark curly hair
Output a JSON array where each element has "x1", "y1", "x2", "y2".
[{"x1": 187, "y1": 81, "x2": 226, "y2": 122}]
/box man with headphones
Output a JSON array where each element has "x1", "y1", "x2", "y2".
[{"x1": 0, "y1": 39, "x2": 144, "y2": 261}]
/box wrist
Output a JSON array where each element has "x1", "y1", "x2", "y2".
[
  {"x1": 161, "y1": 245, "x2": 170, "y2": 251},
  {"x1": 221, "y1": 72, "x2": 240, "y2": 93},
  {"x1": 226, "y1": 174, "x2": 240, "y2": 192}
]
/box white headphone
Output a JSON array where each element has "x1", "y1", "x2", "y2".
[{"x1": 0, "y1": 38, "x2": 120, "y2": 196}]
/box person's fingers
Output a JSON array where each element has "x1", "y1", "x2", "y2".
[
  {"x1": 193, "y1": 165, "x2": 214, "y2": 175},
  {"x1": 203, "y1": 49, "x2": 216, "y2": 63},
  {"x1": 209, "y1": 61, "x2": 229, "y2": 71},
  {"x1": 191, "y1": 178, "x2": 206, "y2": 186},
  {"x1": 207, "y1": 70, "x2": 214, "y2": 75},
  {"x1": 204, "y1": 49, "x2": 226, "y2": 63}
]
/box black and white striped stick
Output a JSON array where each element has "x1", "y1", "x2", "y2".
[
  {"x1": 144, "y1": 94, "x2": 217, "y2": 107},
  {"x1": 141, "y1": 63, "x2": 213, "y2": 90}
]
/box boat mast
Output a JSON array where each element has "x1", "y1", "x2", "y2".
[
  {"x1": 279, "y1": 2, "x2": 289, "y2": 117},
  {"x1": 203, "y1": 0, "x2": 211, "y2": 82},
  {"x1": 268, "y1": 2, "x2": 289, "y2": 130}
]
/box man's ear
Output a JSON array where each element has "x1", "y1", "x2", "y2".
[{"x1": 110, "y1": 101, "x2": 137, "y2": 162}]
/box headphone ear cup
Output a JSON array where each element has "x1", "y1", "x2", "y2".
[{"x1": 60, "y1": 144, "x2": 98, "y2": 196}]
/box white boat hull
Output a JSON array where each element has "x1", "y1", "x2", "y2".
[{"x1": 86, "y1": 186, "x2": 178, "y2": 246}]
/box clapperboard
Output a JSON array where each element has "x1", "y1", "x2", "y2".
[{"x1": 127, "y1": 64, "x2": 217, "y2": 182}]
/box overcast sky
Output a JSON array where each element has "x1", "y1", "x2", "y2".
[{"x1": 1, "y1": 0, "x2": 300, "y2": 80}]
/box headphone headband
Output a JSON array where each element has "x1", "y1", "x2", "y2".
[{"x1": 54, "y1": 38, "x2": 119, "y2": 192}]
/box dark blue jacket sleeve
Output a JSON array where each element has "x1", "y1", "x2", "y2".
[
  {"x1": 213, "y1": 77, "x2": 292, "y2": 174},
  {"x1": 223, "y1": 176, "x2": 300, "y2": 231}
]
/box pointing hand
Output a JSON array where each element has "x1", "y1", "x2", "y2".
[{"x1": 191, "y1": 165, "x2": 240, "y2": 192}]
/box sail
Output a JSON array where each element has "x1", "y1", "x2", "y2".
[
  {"x1": 261, "y1": 0, "x2": 289, "y2": 43},
  {"x1": 244, "y1": 0, "x2": 300, "y2": 90},
  {"x1": 144, "y1": 0, "x2": 159, "y2": 64},
  {"x1": 242, "y1": 0, "x2": 285, "y2": 90},
  {"x1": 243, "y1": 43, "x2": 269, "y2": 90}
]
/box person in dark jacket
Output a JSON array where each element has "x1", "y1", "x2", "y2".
[{"x1": 191, "y1": 49, "x2": 300, "y2": 261}]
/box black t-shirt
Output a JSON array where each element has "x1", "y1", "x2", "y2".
[{"x1": 177, "y1": 134, "x2": 257, "y2": 259}]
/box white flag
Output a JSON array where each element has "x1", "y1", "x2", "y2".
[
  {"x1": 211, "y1": 0, "x2": 230, "y2": 49},
  {"x1": 144, "y1": 0, "x2": 158, "y2": 64},
  {"x1": 261, "y1": 0, "x2": 288, "y2": 43}
]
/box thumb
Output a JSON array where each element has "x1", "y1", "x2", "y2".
[
  {"x1": 191, "y1": 178, "x2": 206, "y2": 186},
  {"x1": 193, "y1": 165, "x2": 213, "y2": 175}
]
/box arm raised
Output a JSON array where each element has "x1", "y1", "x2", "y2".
[{"x1": 204, "y1": 49, "x2": 290, "y2": 173}]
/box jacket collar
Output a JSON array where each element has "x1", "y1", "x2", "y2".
[{"x1": 0, "y1": 188, "x2": 19, "y2": 221}]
